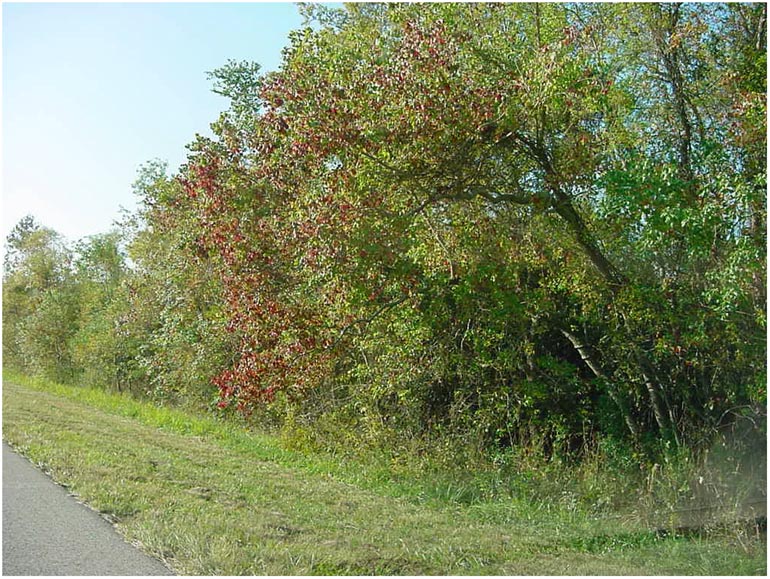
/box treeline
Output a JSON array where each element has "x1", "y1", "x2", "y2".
[{"x1": 3, "y1": 3, "x2": 766, "y2": 461}]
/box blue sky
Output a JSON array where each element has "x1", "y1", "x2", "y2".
[{"x1": 2, "y1": 1, "x2": 306, "y2": 243}]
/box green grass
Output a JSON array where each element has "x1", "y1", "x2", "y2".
[{"x1": 3, "y1": 370, "x2": 766, "y2": 575}]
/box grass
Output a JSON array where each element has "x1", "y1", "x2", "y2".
[{"x1": 2, "y1": 369, "x2": 766, "y2": 575}]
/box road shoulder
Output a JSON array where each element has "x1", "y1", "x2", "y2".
[{"x1": 2, "y1": 442, "x2": 172, "y2": 576}]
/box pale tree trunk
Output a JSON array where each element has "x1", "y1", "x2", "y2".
[
  {"x1": 548, "y1": 184, "x2": 678, "y2": 444},
  {"x1": 560, "y1": 328, "x2": 640, "y2": 439}
]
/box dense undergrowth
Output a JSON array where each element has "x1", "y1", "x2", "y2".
[{"x1": 4, "y1": 368, "x2": 765, "y2": 538}]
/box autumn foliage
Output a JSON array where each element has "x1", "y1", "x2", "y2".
[{"x1": 4, "y1": 3, "x2": 766, "y2": 457}]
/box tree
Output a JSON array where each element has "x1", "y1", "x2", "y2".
[
  {"x1": 35, "y1": 2, "x2": 754, "y2": 455},
  {"x1": 3, "y1": 216, "x2": 79, "y2": 381},
  {"x1": 69, "y1": 231, "x2": 130, "y2": 391},
  {"x1": 122, "y1": 160, "x2": 237, "y2": 406}
]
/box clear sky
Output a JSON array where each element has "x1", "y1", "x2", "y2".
[{"x1": 2, "y1": 1, "x2": 306, "y2": 243}]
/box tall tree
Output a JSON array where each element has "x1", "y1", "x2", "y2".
[{"x1": 165, "y1": 3, "x2": 768, "y2": 448}]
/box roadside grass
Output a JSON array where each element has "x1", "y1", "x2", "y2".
[{"x1": 3, "y1": 370, "x2": 766, "y2": 575}]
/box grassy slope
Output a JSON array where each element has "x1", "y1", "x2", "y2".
[{"x1": 2, "y1": 372, "x2": 766, "y2": 575}]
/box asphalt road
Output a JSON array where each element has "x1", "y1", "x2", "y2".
[{"x1": 2, "y1": 442, "x2": 172, "y2": 575}]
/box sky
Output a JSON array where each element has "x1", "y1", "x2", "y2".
[{"x1": 2, "y1": 1, "x2": 306, "y2": 243}]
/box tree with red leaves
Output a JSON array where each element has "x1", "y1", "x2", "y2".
[{"x1": 176, "y1": 2, "x2": 765, "y2": 450}]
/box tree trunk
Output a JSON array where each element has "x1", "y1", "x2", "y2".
[
  {"x1": 651, "y1": 3, "x2": 695, "y2": 183},
  {"x1": 560, "y1": 328, "x2": 641, "y2": 439},
  {"x1": 548, "y1": 185, "x2": 677, "y2": 444}
]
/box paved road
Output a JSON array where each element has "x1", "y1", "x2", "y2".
[{"x1": 2, "y1": 442, "x2": 172, "y2": 575}]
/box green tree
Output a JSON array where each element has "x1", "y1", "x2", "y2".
[
  {"x1": 172, "y1": 2, "x2": 765, "y2": 453},
  {"x1": 69, "y1": 231, "x2": 131, "y2": 391},
  {"x1": 3, "y1": 216, "x2": 79, "y2": 381},
  {"x1": 121, "y1": 160, "x2": 236, "y2": 407}
]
